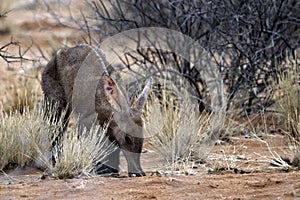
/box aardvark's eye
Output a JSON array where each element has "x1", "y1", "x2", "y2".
[{"x1": 125, "y1": 135, "x2": 133, "y2": 145}]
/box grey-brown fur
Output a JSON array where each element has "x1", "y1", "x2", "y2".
[{"x1": 41, "y1": 44, "x2": 150, "y2": 177}]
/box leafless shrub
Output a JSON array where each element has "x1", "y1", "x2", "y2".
[
  {"x1": 0, "y1": 7, "x2": 33, "y2": 66},
  {"x1": 0, "y1": 40, "x2": 32, "y2": 66},
  {"x1": 42, "y1": 0, "x2": 300, "y2": 115}
]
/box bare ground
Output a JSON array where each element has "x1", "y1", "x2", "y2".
[
  {"x1": 1, "y1": 134, "x2": 299, "y2": 200},
  {"x1": 1, "y1": 171, "x2": 300, "y2": 200},
  {"x1": 1, "y1": 2, "x2": 300, "y2": 200}
]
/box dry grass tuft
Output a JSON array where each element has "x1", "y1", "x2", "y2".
[
  {"x1": 274, "y1": 57, "x2": 300, "y2": 166},
  {"x1": 0, "y1": 105, "x2": 52, "y2": 170},
  {"x1": 1, "y1": 69, "x2": 42, "y2": 114},
  {"x1": 0, "y1": 102, "x2": 116, "y2": 178},
  {"x1": 3, "y1": 78, "x2": 39, "y2": 114},
  {"x1": 144, "y1": 88, "x2": 226, "y2": 171},
  {"x1": 53, "y1": 123, "x2": 116, "y2": 178}
]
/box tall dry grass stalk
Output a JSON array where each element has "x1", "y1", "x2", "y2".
[
  {"x1": 144, "y1": 88, "x2": 226, "y2": 166},
  {"x1": 0, "y1": 102, "x2": 116, "y2": 178},
  {"x1": 0, "y1": 105, "x2": 53, "y2": 170},
  {"x1": 275, "y1": 57, "x2": 300, "y2": 166},
  {"x1": 278, "y1": 63, "x2": 300, "y2": 142},
  {"x1": 53, "y1": 123, "x2": 116, "y2": 178},
  {"x1": 2, "y1": 74, "x2": 41, "y2": 114}
]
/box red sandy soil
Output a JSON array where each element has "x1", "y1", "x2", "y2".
[
  {"x1": 1, "y1": 134, "x2": 300, "y2": 200},
  {"x1": 1, "y1": 171, "x2": 300, "y2": 200},
  {"x1": 1, "y1": 1, "x2": 300, "y2": 200}
]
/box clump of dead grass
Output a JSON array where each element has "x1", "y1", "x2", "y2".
[
  {"x1": 144, "y1": 87, "x2": 226, "y2": 173},
  {"x1": 53, "y1": 123, "x2": 116, "y2": 178},
  {"x1": 0, "y1": 102, "x2": 116, "y2": 178},
  {"x1": 0, "y1": 105, "x2": 53, "y2": 170},
  {"x1": 2, "y1": 72, "x2": 41, "y2": 114},
  {"x1": 274, "y1": 57, "x2": 300, "y2": 166},
  {"x1": 4, "y1": 81, "x2": 38, "y2": 113}
]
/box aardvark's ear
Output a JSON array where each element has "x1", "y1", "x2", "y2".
[
  {"x1": 103, "y1": 75, "x2": 128, "y2": 112},
  {"x1": 132, "y1": 79, "x2": 152, "y2": 116}
]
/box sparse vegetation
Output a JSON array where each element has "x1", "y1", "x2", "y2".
[
  {"x1": 53, "y1": 123, "x2": 117, "y2": 178},
  {"x1": 2, "y1": 75, "x2": 40, "y2": 114},
  {"x1": 275, "y1": 58, "x2": 300, "y2": 165},
  {"x1": 0, "y1": 103, "x2": 116, "y2": 178},
  {"x1": 43, "y1": 0, "x2": 300, "y2": 116},
  {"x1": 145, "y1": 87, "x2": 226, "y2": 172},
  {"x1": 0, "y1": 105, "x2": 53, "y2": 170},
  {"x1": 1, "y1": 0, "x2": 300, "y2": 198}
]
